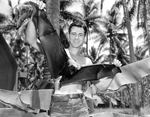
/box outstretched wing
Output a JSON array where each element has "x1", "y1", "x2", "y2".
[
  {"x1": 29, "y1": 2, "x2": 68, "y2": 79},
  {"x1": 61, "y1": 64, "x2": 121, "y2": 85},
  {"x1": 108, "y1": 57, "x2": 150, "y2": 90},
  {"x1": 28, "y1": 2, "x2": 121, "y2": 83},
  {"x1": 0, "y1": 33, "x2": 18, "y2": 90}
]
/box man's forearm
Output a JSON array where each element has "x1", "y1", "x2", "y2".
[{"x1": 93, "y1": 78, "x2": 113, "y2": 92}]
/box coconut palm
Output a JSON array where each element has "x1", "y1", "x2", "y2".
[
  {"x1": 60, "y1": 0, "x2": 106, "y2": 58},
  {"x1": 115, "y1": 0, "x2": 140, "y2": 109},
  {"x1": 121, "y1": 0, "x2": 136, "y2": 62},
  {"x1": 99, "y1": 0, "x2": 138, "y2": 63},
  {"x1": 100, "y1": 3, "x2": 128, "y2": 64},
  {"x1": 136, "y1": 0, "x2": 150, "y2": 55},
  {"x1": 88, "y1": 46, "x2": 105, "y2": 63},
  {"x1": 0, "y1": 13, "x2": 16, "y2": 34},
  {"x1": 81, "y1": 0, "x2": 106, "y2": 56},
  {"x1": 134, "y1": 45, "x2": 149, "y2": 60}
]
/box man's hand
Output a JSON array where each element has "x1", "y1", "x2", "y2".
[
  {"x1": 113, "y1": 59, "x2": 122, "y2": 67},
  {"x1": 29, "y1": 0, "x2": 46, "y2": 10},
  {"x1": 68, "y1": 58, "x2": 81, "y2": 70}
]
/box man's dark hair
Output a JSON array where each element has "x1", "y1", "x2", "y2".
[{"x1": 69, "y1": 21, "x2": 87, "y2": 35}]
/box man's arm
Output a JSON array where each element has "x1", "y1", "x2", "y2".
[
  {"x1": 93, "y1": 78, "x2": 113, "y2": 92},
  {"x1": 91, "y1": 59, "x2": 122, "y2": 92}
]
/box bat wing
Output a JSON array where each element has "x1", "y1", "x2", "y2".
[
  {"x1": 28, "y1": 2, "x2": 122, "y2": 83},
  {"x1": 108, "y1": 57, "x2": 150, "y2": 90},
  {"x1": 29, "y1": 2, "x2": 68, "y2": 79},
  {"x1": 61, "y1": 64, "x2": 121, "y2": 85},
  {"x1": 0, "y1": 33, "x2": 18, "y2": 90}
]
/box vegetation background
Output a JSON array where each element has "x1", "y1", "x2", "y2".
[{"x1": 0, "y1": 0, "x2": 150, "y2": 116}]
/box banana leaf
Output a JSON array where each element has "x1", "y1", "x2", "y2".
[
  {"x1": 0, "y1": 33, "x2": 18, "y2": 90},
  {"x1": 0, "y1": 89, "x2": 53, "y2": 111}
]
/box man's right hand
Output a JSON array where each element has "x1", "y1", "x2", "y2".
[
  {"x1": 30, "y1": 0, "x2": 46, "y2": 10},
  {"x1": 68, "y1": 58, "x2": 81, "y2": 70}
]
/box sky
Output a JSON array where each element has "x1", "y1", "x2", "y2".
[{"x1": 0, "y1": 0, "x2": 115, "y2": 16}]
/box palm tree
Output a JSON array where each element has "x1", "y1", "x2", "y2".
[
  {"x1": 121, "y1": 0, "x2": 136, "y2": 62},
  {"x1": 0, "y1": 13, "x2": 16, "y2": 33},
  {"x1": 88, "y1": 46, "x2": 105, "y2": 63},
  {"x1": 100, "y1": 0, "x2": 141, "y2": 110},
  {"x1": 100, "y1": 3, "x2": 128, "y2": 64},
  {"x1": 137, "y1": 0, "x2": 150, "y2": 55},
  {"x1": 121, "y1": 0, "x2": 140, "y2": 110},
  {"x1": 134, "y1": 45, "x2": 149, "y2": 60},
  {"x1": 43, "y1": 0, "x2": 60, "y2": 34},
  {"x1": 81, "y1": 0, "x2": 103, "y2": 55},
  {"x1": 60, "y1": 0, "x2": 106, "y2": 59}
]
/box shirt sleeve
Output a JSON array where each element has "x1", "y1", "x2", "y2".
[{"x1": 85, "y1": 57, "x2": 93, "y2": 65}]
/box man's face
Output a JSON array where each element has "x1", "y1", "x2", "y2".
[{"x1": 69, "y1": 26, "x2": 85, "y2": 48}]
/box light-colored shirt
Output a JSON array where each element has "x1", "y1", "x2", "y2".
[{"x1": 54, "y1": 49, "x2": 92, "y2": 94}]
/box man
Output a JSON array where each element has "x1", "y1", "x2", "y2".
[
  {"x1": 25, "y1": 17, "x2": 93, "y2": 116},
  {"x1": 24, "y1": 2, "x2": 121, "y2": 117},
  {"x1": 51, "y1": 21, "x2": 93, "y2": 117}
]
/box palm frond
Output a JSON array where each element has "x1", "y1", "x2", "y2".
[
  {"x1": 60, "y1": 10, "x2": 84, "y2": 24},
  {"x1": 116, "y1": 33, "x2": 127, "y2": 41},
  {"x1": 82, "y1": 0, "x2": 95, "y2": 17},
  {"x1": 119, "y1": 18, "x2": 126, "y2": 30},
  {"x1": 134, "y1": 45, "x2": 148, "y2": 60},
  {"x1": 90, "y1": 23, "x2": 107, "y2": 41},
  {"x1": 140, "y1": 44, "x2": 148, "y2": 57},
  {"x1": 85, "y1": 15, "x2": 101, "y2": 22},
  {"x1": 0, "y1": 13, "x2": 8, "y2": 23},
  {"x1": 89, "y1": 46, "x2": 97, "y2": 61},
  {"x1": 100, "y1": 0, "x2": 104, "y2": 13},
  {"x1": 112, "y1": 0, "x2": 122, "y2": 9},
  {"x1": 0, "y1": 24, "x2": 16, "y2": 33},
  {"x1": 87, "y1": 3, "x2": 99, "y2": 17},
  {"x1": 60, "y1": 0, "x2": 73, "y2": 11},
  {"x1": 117, "y1": 52, "x2": 130, "y2": 65},
  {"x1": 7, "y1": 0, "x2": 12, "y2": 8},
  {"x1": 114, "y1": 36, "x2": 126, "y2": 54},
  {"x1": 128, "y1": 1, "x2": 137, "y2": 21}
]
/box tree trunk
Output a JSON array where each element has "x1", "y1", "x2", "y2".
[
  {"x1": 122, "y1": 0, "x2": 136, "y2": 63},
  {"x1": 144, "y1": 0, "x2": 150, "y2": 55},
  {"x1": 45, "y1": 0, "x2": 60, "y2": 35},
  {"x1": 109, "y1": 36, "x2": 114, "y2": 64},
  {"x1": 86, "y1": 28, "x2": 90, "y2": 56},
  {"x1": 122, "y1": 0, "x2": 138, "y2": 112}
]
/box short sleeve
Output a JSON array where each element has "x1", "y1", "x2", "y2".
[{"x1": 85, "y1": 57, "x2": 93, "y2": 65}]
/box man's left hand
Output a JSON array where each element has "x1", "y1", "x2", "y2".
[{"x1": 113, "y1": 59, "x2": 122, "y2": 67}]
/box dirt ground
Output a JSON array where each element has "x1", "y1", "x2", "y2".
[{"x1": 90, "y1": 108, "x2": 150, "y2": 117}]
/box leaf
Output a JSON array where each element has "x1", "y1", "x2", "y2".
[{"x1": 0, "y1": 89, "x2": 54, "y2": 111}]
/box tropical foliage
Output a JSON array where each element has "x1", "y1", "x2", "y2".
[{"x1": 0, "y1": 0, "x2": 150, "y2": 116}]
